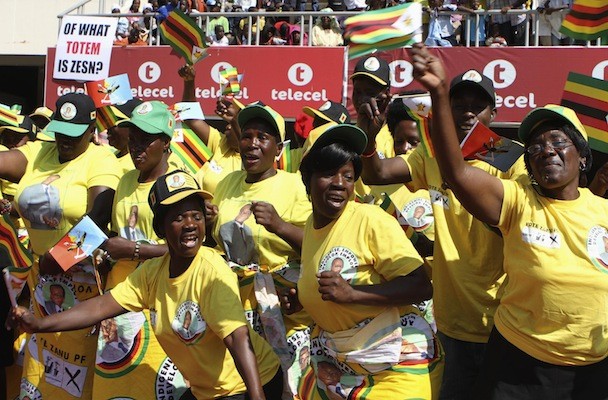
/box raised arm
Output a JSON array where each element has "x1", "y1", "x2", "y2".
[
  {"x1": 357, "y1": 95, "x2": 413, "y2": 185},
  {"x1": 7, "y1": 292, "x2": 126, "y2": 334},
  {"x1": 178, "y1": 64, "x2": 211, "y2": 144},
  {"x1": 409, "y1": 43, "x2": 504, "y2": 225}
]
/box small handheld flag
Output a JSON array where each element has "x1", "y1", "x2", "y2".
[
  {"x1": 159, "y1": 9, "x2": 208, "y2": 65},
  {"x1": 560, "y1": 72, "x2": 608, "y2": 153},
  {"x1": 86, "y1": 73, "x2": 133, "y2": 108},
  {"x1": 171, "y1": 127, "x2": 214, "y2": 173},
  {"x1": 345, "y1": 3, "x2": 423, "y2": 59},
  {"x1": 3, "y1": 266, "x2": 31, "y2": 308},
  {"x1": 49, "y1": 215, "x2": 108, "y2": 271},
  {"x1": 219, "y1": 67, "x2": 242, "y2": 96},
  {"x1": 460, "y1": 121, "x2": 524, "y2": 172}
]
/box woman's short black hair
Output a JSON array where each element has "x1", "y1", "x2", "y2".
[
  {"x1": 299, "y1": 142, "x2": 362, "y2": 195},
  {"x1": 523, "y1": 122, "x2": 592, "y2": 181},
  {"x1": 152, "y1": 195, "x2": 207, "y2": 238},
  {"x1": 386, "y1": 98, "x2": 415, "y2": 135}
]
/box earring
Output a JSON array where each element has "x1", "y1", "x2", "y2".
[{"x1": 580, "y1": 162, "x2": 586, "y2": 171}]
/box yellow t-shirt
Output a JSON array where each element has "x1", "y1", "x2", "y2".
[
  {"x1": 496, "y1": 181, "x2": 608, "y2": 366},
  {"x1": 299, "y1": 201, "x2": 424, "y2": 332},
  {"x1": 355, "y1": 124, "x2": 396, "y2": 201},
  {"x1": 213, "y1": 169, "x2": 311, "y2": 271},
  {"x1": 14, "y1": 141, "x2": 120, "y2": 400},
  {"x1": 212, "y1": 169, "x2": 312, "y2": 336},
  {"x1": 403, "y1": 147, "x2": 528, "y2": 343},
  {"x1": 195, "y1": 127, "x2": 242, "y2": 194},
  {"x1": 110, "y1": 247, "x2": 280, "y2": 399},
  {"x1": 115, "y1": 152, "x2": 135, "y2": 175},
  {"x1": 15, "y1": 141, "x2": 121, "y2": 256},
  {"x1": 106, "y1": 169, "x2": 166, "y2": 289}
]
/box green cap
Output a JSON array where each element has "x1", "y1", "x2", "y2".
[
  {"x1": 237, "y1": 104, "x2": 285, "y2": 141},
  {"x1": 518, "y1": 104, "x2": 587, "y2": 143},
  {"x1": 302, "y1": 122, "x2": 368, "y2": 158},
  {"x1": 119, "y1": 101, "x2": 175, "y2": 138}
]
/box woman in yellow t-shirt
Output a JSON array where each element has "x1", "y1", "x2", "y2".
[
  {"x1": 211, "y1": 103, "x2": 313, "y2": 395},
  {"x1": 410, "y1": 43, "x2": 608, "y2": 399},
  {"x1": 0, "y1": 93, "x2": 121, "y2": 399},
  {"x1": 178, "y1": 64, "x2": 243, "y2": 194},
  {"x1": 9, "y1": 170, "x2": 282, "y2": 400},
  {"x1": 94, "y1": 101, "x2": 189, "y2": 399},
  {"x1": 294, "y1": 124, "x2": 443, "y2": 399}
]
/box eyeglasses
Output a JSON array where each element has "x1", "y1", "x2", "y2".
[{"x1": 526, "y1": 140, "x2": 574, "y2": 156}]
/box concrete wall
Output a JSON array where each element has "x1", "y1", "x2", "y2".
[{"x1": 0, "y1": 0, "x2": 108, "y2": 56}]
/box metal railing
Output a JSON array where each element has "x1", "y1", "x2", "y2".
[{"x1": 58, "y1": 7, "x2": 606, "y2": 48}]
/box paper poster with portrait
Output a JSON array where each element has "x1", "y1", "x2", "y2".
[
  {"x1": 34, "y1": 279, "x2": 77, "y2": 316},
  {"x1": 318, "y1": 247, "x2": 359, "y2": 282},
  {"x1": 119, "y1": 204, "x2": 146, "y2": 241},
  {"x1": 308, "y1": 337, "x2": 362, "y2": 400},
  {"x1": 400, "y1": 198, "x2": 433, "y2": 232},
  {"x1": 171, "y1": 301, "x2": 206, "y2": 344},
  {"x1": 96, "y1": 311, "x2": 146, "y2": 365},
  {"x1": 586, "y1": 225, "x2": 608, "y2": 274},
  {"x1": 218, "y1": 203, "x2": 259, "y2": 267},
  {"x1": 18, "y1": 174, "x2": 64, "y2": 230}
]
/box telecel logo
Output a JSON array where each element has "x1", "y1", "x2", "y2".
[
  {"x1": 483, "y1": 60, "x2": 516, "y2": 89},
  {"x1": 389, "y1": 60, "x2": 413, "y2": 88},
  {"x1": 272, "y1": 62, "x2": 327, "y2": 102},
  {"x1": 483, "y1": 60, "x2": 536, "y2": 109},
  {"x1": 288, "y1": 63, "x2": 313, "y2": 86},
  {"x1": 210, "y1": 62, "x2": 234, "y2": 84},
  {"x1": 138, "y1": 62, "x2": 161, "y2": 83},
  {"x1": 592, "y1": 60, "x2": 608, "y2": 80}
]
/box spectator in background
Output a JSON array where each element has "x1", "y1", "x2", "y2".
[
  {"x1": 207, "y1": 25, "x2": 230, "y2": 45},
  {"x1": 488, "y1": 0, "x2": 527, "y2": 46},
  {"x1": 311, "y1": 8, "x2": 344, "y2": 46},
  {"x1": 288, "y1": 24, "x2": 308, "y2": 45},
  {"x1": 538, "y1": 0, "x2": 572, "y2": 46},
  {"x1": 206, "y1": 1, "x2": 229, "y2": 37},
  {"x1": 126, "y1": 0, "x2": 144, "y2": 26},
  {"x1": 113, "y1": 4, "x2": 130, "y2": 40},
  {"x1": 459, "y1": 0, "x2": 487, "y2": 45},
  {"x1": 237, "y1": 7, "x2": 266, "y2": 44},
  {"x1": 485, "y1": 22, "x2": 508, "y2": 46},
  {"x1": 344, "y1": 0, "x2": 366, "y2": 11},
  {"x1": 424, "y1": 0, "x2": 458, "y2": 46},
  {"x1": 156, "y1": 0, "x2": 179, "y2": 23}
]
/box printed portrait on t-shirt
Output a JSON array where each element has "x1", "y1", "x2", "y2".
[
  {"x1": 401, "y1": 198, "x2": 433, "y2": 231},
  {"x1": 119, "y1": 204, "x2": 146, "y2": 241},
  {"x1": 18, "y1": 174, "x2": 63, "y2": 230},
  {"x1": 171, "y1": 301, "x2": 206, "y2": 344},
  {"x1": 586, "y1": 226, "x2": 608, "y2": 273},
  {"x1": 219, "y1": 203, "x2": 259, "y2": 266},
  {"x1": 318, "y1": 246, "x2": 358, "y2": 282},
  {"x1": 96, "y1": 312, "x2": 145, "y2": 364},
  {"x1": 35, "y1": 280, "x2": 76, "y2": 316}
]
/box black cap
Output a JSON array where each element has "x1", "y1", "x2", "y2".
[
  {"x1": 46, "y1": 93, "x2": 97, "y2": 137},
  {"x1": 148, "y1": 170, "x2": 213, "y2": 237},
  {"x1": 450, "y1": 70, "x2": 496, "y2": 106},
  {"x1": 115, "y1": 98, "x2": 143, "y2": 119},
  {"x1": 303, "y1": 101, "x2": 351, "y2": 125},
  {"x1": 350, "y1": 56, "x2": 390, "y2": 87}
]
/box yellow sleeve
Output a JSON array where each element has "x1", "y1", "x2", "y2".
[
  {"x1": 402, "y1": 147, "x2": 427, "y2": 191},
  {"x1": 87, "y1": 146, "x2": 122, "y2": 189},
  {"x1": 207, "y1": 126, "x2": 222, "y2": 154},
  {"x1": 285, "y1": 178, "x2": 312, "y2": 228},
  {"x1": 368, "y1": 207, "x2": 423, "y2": 280},
  {"x1": 498, "y1": 179, "x2": 522, "y2": 234},
  {"x1": 15, "y1": 141, "x2": 43, "y2": 163},
  {"x1": 109, "y1": 259, "x2": 154, "y2": 312},
  {"x1": 200, "y1": 253, "x2": 248, "y2": 339}
]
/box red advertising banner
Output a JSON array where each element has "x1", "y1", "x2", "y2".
[
  {"x1": 347, "y1": 47, "x2": 608, "y2": 124},
  {"x1": 46, "y1": 46, "x2": 608, "y2": 123},
  {"x1": 45, "y1": 46, "x2": 347, "y2": 119}
]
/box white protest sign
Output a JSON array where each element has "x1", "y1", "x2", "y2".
[{"x1": 53, "y1": 16, "x2": 118, "y2": 81}]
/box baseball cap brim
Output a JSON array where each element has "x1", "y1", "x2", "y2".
[
  {"x1": 0, "y1": 126, "x2": 29, "y2": 134},
  {"x1": 304, "y1": 123, "x2": 368, "y2": 158},
  {"x1": 518, "y1": 105, "x2": 587, "y2": 143},
  {"x1": 159, "y1": 188, "x2": 213, "y2": 206},
  {"x1": 45, "y1": 120, "x2": 90, "y2": 138},
  {"x1": 302, "y1": 106, "x2": 333, "y2": 123},
  {"x1": 350, "y1": 72, "x2": 388, "y2": 86},
  {"x1": 237, "y1": 104, "x2": 285, "y2": 141}
]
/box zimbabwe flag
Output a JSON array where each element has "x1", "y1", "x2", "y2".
[
  {"x1": 560, "y1": 72, "x2": 608, "y2": 153},
  {"x1": 560, "y1": 0, "x2": 608, "y2": 41},
  {"x1": 170, "y1": 127, "x2": 213, "y2": 173},
  {"x1": 159, "y1": 9, "x2": 208, "y2": 64}
]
